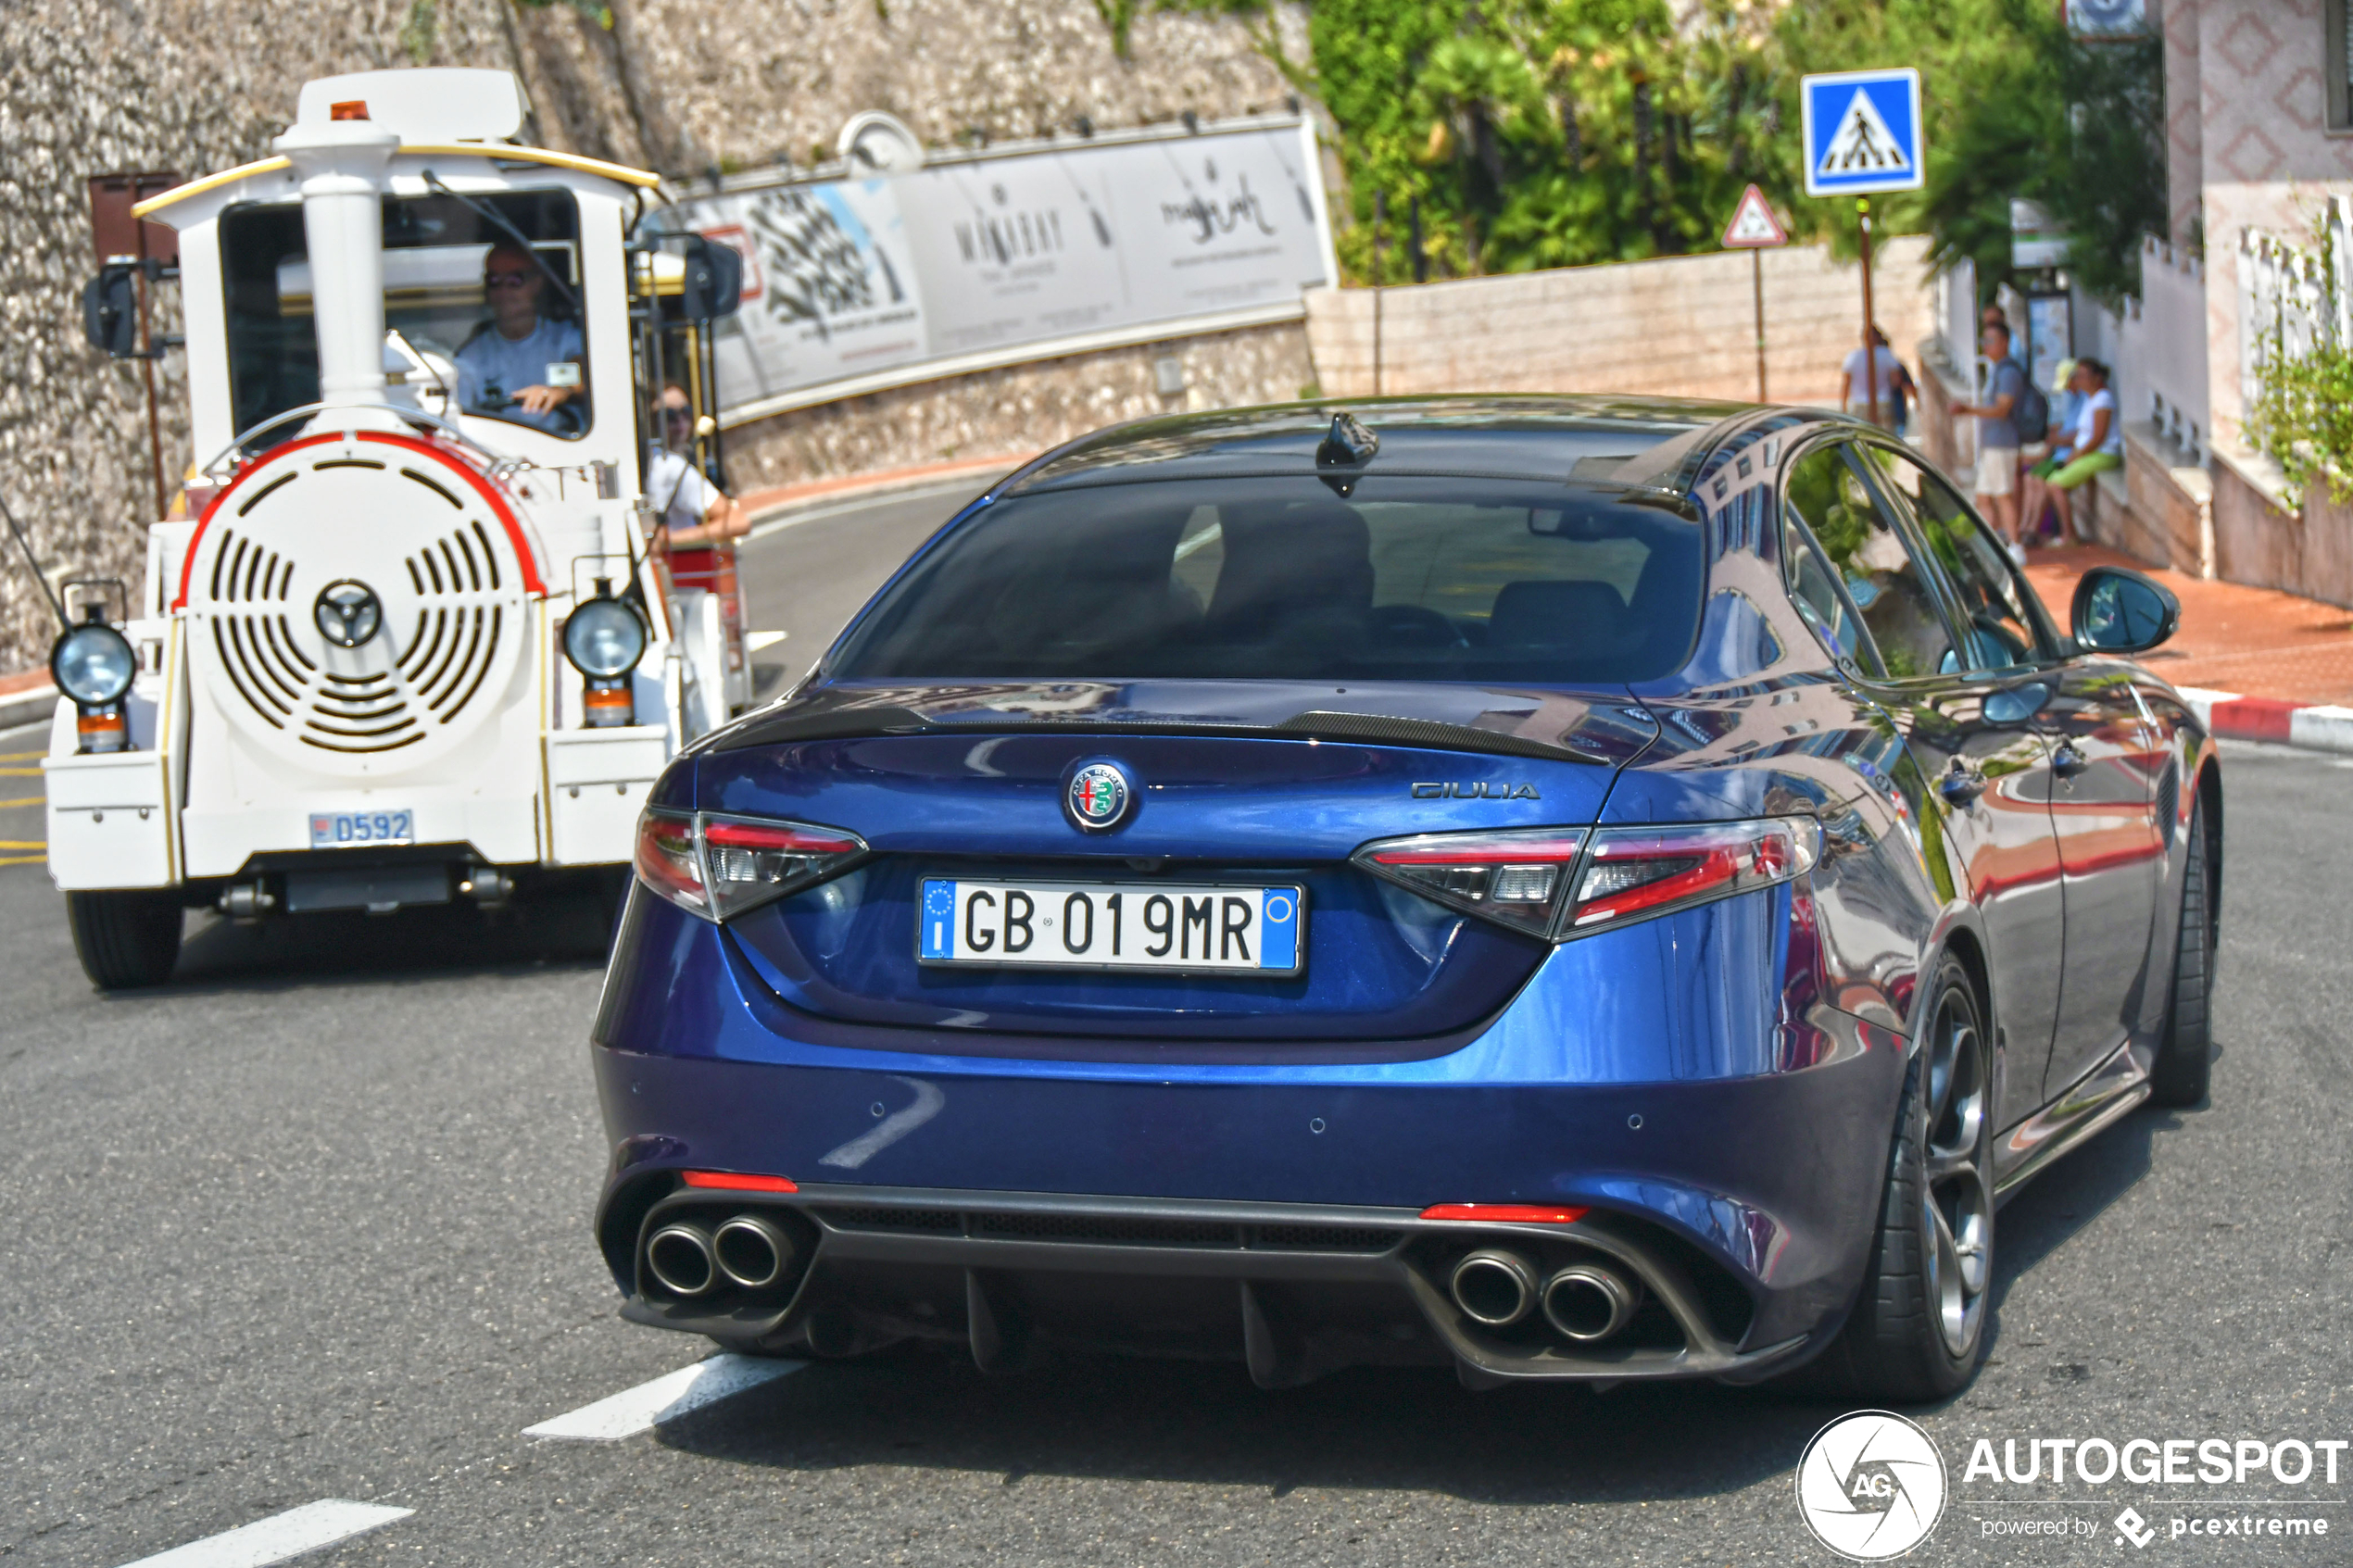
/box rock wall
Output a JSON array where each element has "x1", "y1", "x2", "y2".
[{"x1": 0, "y1": 0, "x2": 1297, "y2": 673}]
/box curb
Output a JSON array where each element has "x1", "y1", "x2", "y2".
[
  {"x1": 739, "y1": 451, "x2": 1037, "y2": 524},
  {"x1": 0, "y1": 683, "x2": 57, "y2": 735},
  {"x1": 2176, "y1": 685, "x2": 2353, "y2": 756}
]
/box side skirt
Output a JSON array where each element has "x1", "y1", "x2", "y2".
[{"x1": 1993, "y1": 1036, "x2": 2151, "y2": 1203}]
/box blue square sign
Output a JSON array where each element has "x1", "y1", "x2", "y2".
[{"x1": 1802, "y1": 69, "x2": 1924, "y2": 198}]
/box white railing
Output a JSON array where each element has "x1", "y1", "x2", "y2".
[
  {"x1": 2121, "y1": 234, "x2": 2210, "y2": 464},
  {"x1": 2238, "y1": 196, "x2": 2353, "y2": 453}
]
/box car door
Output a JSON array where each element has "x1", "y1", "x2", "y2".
[
  {"x1": 1781, "y1": 438, "x2": 2068, "y2": 1126},
  {"x1": 1852, "y1": 445, "x2": 2072, "y2": 1117},
  {"x1": 2038, "y1": 652, "x2": 2169, "y2": 1098}
]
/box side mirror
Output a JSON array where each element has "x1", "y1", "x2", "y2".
[
  {"x1": 677, "y1": 234, "x2": 744, "y2": 321},
  {"x1": 2071, "y1": 565, "x2": 2180, "y2": 655},
  {"x1": 82, "y1": 264, "x2": 139, "y2": 358}
]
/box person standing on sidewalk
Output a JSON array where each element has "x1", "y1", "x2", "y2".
[
  {"x1": 1954, "y1": 321, "x2": 2027, "y2": 558},
  {"x1": 1840, "y1": 326, "x2": 1919, "y2": 433}
]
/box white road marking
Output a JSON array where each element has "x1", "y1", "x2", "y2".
[
  {"x1": 113, "y1": 1500, "x2": 411, "y2": 1568},
  {"x1": 747, "y1": 629, "x2": 788, "y2": 652},
  {"x1": 522, "y1": 1353, "x2": 804, "y2": 1441}
]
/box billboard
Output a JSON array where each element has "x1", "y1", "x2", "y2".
[{"x1": 665, "y1": 119, "x2": 1338, "y2": 425}]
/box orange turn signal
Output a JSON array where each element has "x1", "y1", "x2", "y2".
[{"x1": 330, "y1": 100, "x2": 371, "y2": 120}]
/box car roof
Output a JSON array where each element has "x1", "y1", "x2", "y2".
[{"x1": 1000, "y1": 395, "x2": 1763, "y2": 498}]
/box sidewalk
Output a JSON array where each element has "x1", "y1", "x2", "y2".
[{"x1": 2022, "y1": 544, "x2": 2353, "y2": 750}]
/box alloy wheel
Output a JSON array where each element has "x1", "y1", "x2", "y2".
[{"x1": 1919, "y1": 985, "x2": 1994, "y2": 1358}]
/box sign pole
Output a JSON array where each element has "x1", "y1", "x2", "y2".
[
  {"x1": 1857, "y1": 197, "x2": 1878, "y2": 429},
  {"x1": 1371, "y1": 192, "x2": 1385, "y2": 398},
  {"x1": 1718, "y1": 183, "x2": 1789, "y2": 405},
  {"x1": 1752, "y1": 249, "x2": 1768, "y2": 402}
]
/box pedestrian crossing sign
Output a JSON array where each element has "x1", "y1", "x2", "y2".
[{"x1": 1802, "y1": 69, "x2": 1924, "y2": 197}]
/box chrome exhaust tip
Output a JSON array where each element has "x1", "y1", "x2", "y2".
[
  {"x1": 1541, "y1": 1261, "x2": 1643, "y2": 1342},
  {"x1": 645, "y1": 1223, "x2": 717, "y2": 1298},
  {"x1": 1449, "y1": 1248, "x2": 1539, "y2": 1327},
  {"x1": 711, "y1": 1214, "x2": 795, "y2": 1290}
]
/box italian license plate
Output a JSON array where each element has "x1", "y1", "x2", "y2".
[
  {"x1": 308, "y1": 809, "x2": 415, "y2": 848},
  {"x1": 918, "y1": 878, "x2": 1304, "y2": 975}
]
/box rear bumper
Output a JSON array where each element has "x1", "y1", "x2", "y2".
[{"x1": 591, "y1": 894, "x2": 1911, "y2": 1380}]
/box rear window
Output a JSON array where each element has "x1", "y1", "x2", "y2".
[{"x1": 829, "y1": 476, "x2": 1704, "y2": 684}]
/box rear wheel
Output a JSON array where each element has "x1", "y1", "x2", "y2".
[
  {"x1": 66, "y1": 889, "x2": 184, "y2": 990},
  {"x1": 1816, "y1": 956, "x2": 1994, "y2": 1401},
  {"x1": 2149, "y1": 792, "x2": 2215, "y2": 1107}
]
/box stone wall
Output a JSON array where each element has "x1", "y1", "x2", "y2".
[
  {"x1": 1302, "y1": 236, "x2": 1937, "y2": 410},
  {"x1": 0, "y1": 0, "x2": 1296, "y2": 674},
  {"x1": 724, "y1": 322, "x2": 1315, "y2": 490}
]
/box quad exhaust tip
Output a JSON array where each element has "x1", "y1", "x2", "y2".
[
  {"x1": 1541, "y1": 1261, "x2": 1642, "y2": 1342},
  {"x1": 1449, "y1": 1248, "x2": 1539, "y2": 1327},
  {"x1": 712, "y1": 1214, "x2": 795, "y2": 1290},
  {"x1": 645, "y1": 1223, "x2": 717, "y2": 1297}
]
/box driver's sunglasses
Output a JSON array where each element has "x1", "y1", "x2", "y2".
[
  {"x1": 484, "y1": 270, "x2": 533, "y2": 289},
  {"x1": 663, "y1": 408, "x2": 692, "y2": 429}
]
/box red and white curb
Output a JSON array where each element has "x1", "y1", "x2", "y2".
[{"x1": 2177, "y1": 686, "x2": 2353, "y2": 755}]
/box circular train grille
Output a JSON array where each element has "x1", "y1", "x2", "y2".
[{"x1": 184, "y1": 435, "x2": 535, "y2": 771}]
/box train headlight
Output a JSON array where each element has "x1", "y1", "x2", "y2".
[
  {"x1": 51, "y1": 608, "x2": 138, "y2": 754},
  {"x1": 562, "y1": 589, "x2": 648, "y2": 680},
  {"x1": 52, "y1": 614, "x2": 137, "y2": 706}
]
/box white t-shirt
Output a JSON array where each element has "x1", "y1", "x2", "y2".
[
  {"x1": 453, "y1": 317, "x2": 585, "y2": 433},
  {"x1": 1842, "y1": 345, "x2": 1906, "y2": 405},
  {"x1": 2070, "y1": 388, "x2": 2121, "y2": 457},
  {"x1": 644, "y1": 448, "x2": 721, "y2": 532}
]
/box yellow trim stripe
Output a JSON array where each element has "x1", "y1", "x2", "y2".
[
  {"x1": 131, "y1": 157, "x2": 294, "y2": 218},
  {"x1": 131, "y1": 141, "x2": 659, "y2": 219},
  {"x1": 399, "y1": 144, "x2": 661, "y2": 187}
]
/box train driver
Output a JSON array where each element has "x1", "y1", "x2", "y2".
[{"x1": 454, "y1": 242, "x2": 586, "y2": 434}]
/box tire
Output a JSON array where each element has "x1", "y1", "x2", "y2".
[
  {"x1": 2149, "y1": 791, "x2": 2215, "y2": 1107},
  {"x1": 66, "y1": 889, "x2": 184, "y2": 990},
  {"x1": 1814, "y1": 955, "x2": 1994, "y2": 1401}
]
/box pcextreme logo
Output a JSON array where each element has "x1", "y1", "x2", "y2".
[{"x1": 1796, "y1": 1411, "x2": 1949, "y2": 1560}]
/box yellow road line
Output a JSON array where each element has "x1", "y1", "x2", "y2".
[
  {"x1": 0, "y1": 797, "x2": 43, "y2": 808},
  {"x1": 0, "y1": 854, "x2": 44, "y2": 866},
  {"x1": 0, "y1": 840, "x2": 46, "y2": 849},
  {"x1": 0, "y1": 768, "x2": 42, "y2": 776},
  {"x1": 0, "y1": 751, "x2": 44, "y2": 759}
]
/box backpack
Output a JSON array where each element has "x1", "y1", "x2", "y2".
[{"x1": 2009, "y1": 363, "x2": 2050, "y2": 445}]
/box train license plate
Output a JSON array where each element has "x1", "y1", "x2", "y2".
[
  {"x1": 308, "y1": 809, "x2": 415, "y2": 848},
  {"x1": 917, "y1": 879, "x2": 1303, "y2": 975}
]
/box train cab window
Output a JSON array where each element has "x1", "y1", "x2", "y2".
[{"x1": 220, "y1": 189, "x2": 590, "y2": 445}]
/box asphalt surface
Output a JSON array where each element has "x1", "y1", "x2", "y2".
[{"x1": 4, "y1": 489, "x2": 2350, "y2": 1566}]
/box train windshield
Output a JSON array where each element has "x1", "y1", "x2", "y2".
[{"x1": 220, "y1": 189, "x2": 590, "y2": 445}]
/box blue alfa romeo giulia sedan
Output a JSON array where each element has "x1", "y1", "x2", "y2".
[{"x1": 591, "y1": 397, "x2": 2219, "y2": 1400}]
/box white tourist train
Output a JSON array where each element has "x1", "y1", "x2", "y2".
[{"x1": 43, "y1": 68, "x2": 747, "y2": 987}]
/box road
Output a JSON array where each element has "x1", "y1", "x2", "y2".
[{"x1": 4, "y1": 485, "x2": 2350, "y2": 1565}]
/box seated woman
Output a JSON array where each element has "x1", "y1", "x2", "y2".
[{"x1": 2024, "y1": 358, "x2": 2121, "y2": 546}]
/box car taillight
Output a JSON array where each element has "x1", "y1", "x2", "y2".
[
  {"x1": 633, "y1": 808, "x2": 868, "y2": 922},
  {"x1": 1567, "y1": 817, "x2": 1820, "y2": 934},
  {"x1": 1353, "y1": 828, "x2": 1587, "y2": 936},
  {"x1": 1354, "y1": 817, "x2": 1819, "y2": 941}
]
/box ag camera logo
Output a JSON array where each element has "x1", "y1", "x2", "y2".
[{"x1": 1796, "y1": 1411, "x2": 1947, "y2": 1560}]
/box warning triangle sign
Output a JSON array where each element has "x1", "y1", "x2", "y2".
[
  {"x1": 1720, "y1": 184, "x2": 1788, "y2": 248},
  {"x1": 1816, "y1": 88, "x2": 1913, "y2": 181}
]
